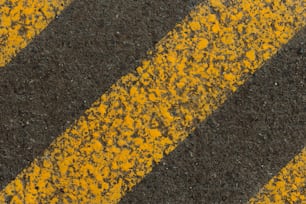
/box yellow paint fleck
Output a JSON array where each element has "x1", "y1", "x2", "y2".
[
  {"x1": 0, "y1": 0, "x2": 72, "y2": 67},
  {"x1": 212, "y1": 23, "x2": 220, "y2": 33},
  {"x1": 246, "y1": 50, "x2": 256, "y2": 61},
  {"x1": 210, "y1": 0, "x2": 225, "y2": 9},
  {"x1": 249, "y1": 147, "x2": 306, "y2": 203},
  {"x1": 221, "y1": 34, "x2": 235, "y2": 45},
  {"x1": 149, "y1": 129, "x2": 162, "y2": 138},
  {"x1": 197, "y1": 39, "x2": 209, "y2": 49},
  {"x1": 224, "y1": 73, "x2": 236, "y2": 81},
  {"x1": 190, "y1": 21, "x2": 201, "y2": 31},
  {"x1": 0, "y1": 0, "x2": 305, "y2": 203}
]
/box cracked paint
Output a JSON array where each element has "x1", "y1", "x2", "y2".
[
  {"x1": 0, "y1": 0, "x2": 305, "y2": 203},
  {"x1": 0, "y1": 0, "x2": 72, "y2": 66},
  {"x1": 249, "y1": 147, "x2": 306, "y2": 203}
]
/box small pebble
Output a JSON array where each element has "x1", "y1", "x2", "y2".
[{"x1": 297, "y1": 47, "x2": 304, "y2": 55}]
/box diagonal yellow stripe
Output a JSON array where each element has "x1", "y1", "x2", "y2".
[
  {"x1": 0, "y1": 0, "x2": 305, "y2": 203},
  {"x1": 0, "y1": 0, "x2": 72, "y2": 67},
  {"x1": 249, "y1": 147, "x2": 306, "y2": 203}
]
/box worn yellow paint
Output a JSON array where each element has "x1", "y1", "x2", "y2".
[
  {"x1": 249, "y1": 147, "x2": 306, "y2": 203},
  {"x1": 0, "y1": 0, "x2": 305, "y2": 203},
  {"x1": 0, "y1": 0, "x2": 72, "y2": 67}
]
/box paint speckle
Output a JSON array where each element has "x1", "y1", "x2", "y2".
[
  {"x1": 249, "y1": 148, "x2": 306, "y2": 203},
  {"x1": 0, "y1": 0, "x2": 305, "y2": 203},
  {"x1": 246, "y1": 50, "x2": 256, "y2": 61},
  {"x1": 0, "y1": 0, "x2": 72, "y2": 67}
]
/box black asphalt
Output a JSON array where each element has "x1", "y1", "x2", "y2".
[
  {"x1": 0, "y1": 0, "x2": 305, "y2": 203},
  {"x1": 0, "y1": 0, "x2": 202, "y2": 189},
  {"x1": 121, "y1": 27, "x2": 306, "y2": 203}
]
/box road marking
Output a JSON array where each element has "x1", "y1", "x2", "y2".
[
  {"x1": 0, "y1": 0, "x2": 72, "y2": 67},
  {"x1": 0, "y1": 0, "x2": 305, "y2": 203},
  {"x1": 249, "y1": 147, "x2": 306, "y2": 203}
]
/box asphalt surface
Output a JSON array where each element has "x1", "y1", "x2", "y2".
[
  {"x1": 0, "y1": 0, "x2": 305, "y2": 203},
  {"x1": 0, "y1": 0, "x2": 202, "y2": 189},
  {"x1": 121, "y1": 27, "x2": 306, "y2": 203}
]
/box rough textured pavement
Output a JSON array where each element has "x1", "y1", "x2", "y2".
[
  {"x1": 0, "y1": 0, "x2": 202, "y2": 189},
  {"x1": 0, "y1": 0, "x2": 305, "y2": 203},
  {"x1": 121, "y1": 27, "x2": 306, "y2": 203}
]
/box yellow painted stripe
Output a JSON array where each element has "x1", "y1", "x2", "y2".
[
  {"x1": 249, "y1": 147, "x2": 306, "y2": 203},
  {"x1": 0, "y1": 0, "x2": 72, "y2": 67},
  {"x1": 1, "y1": 0, "x2": 305, "y2": 203}
]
